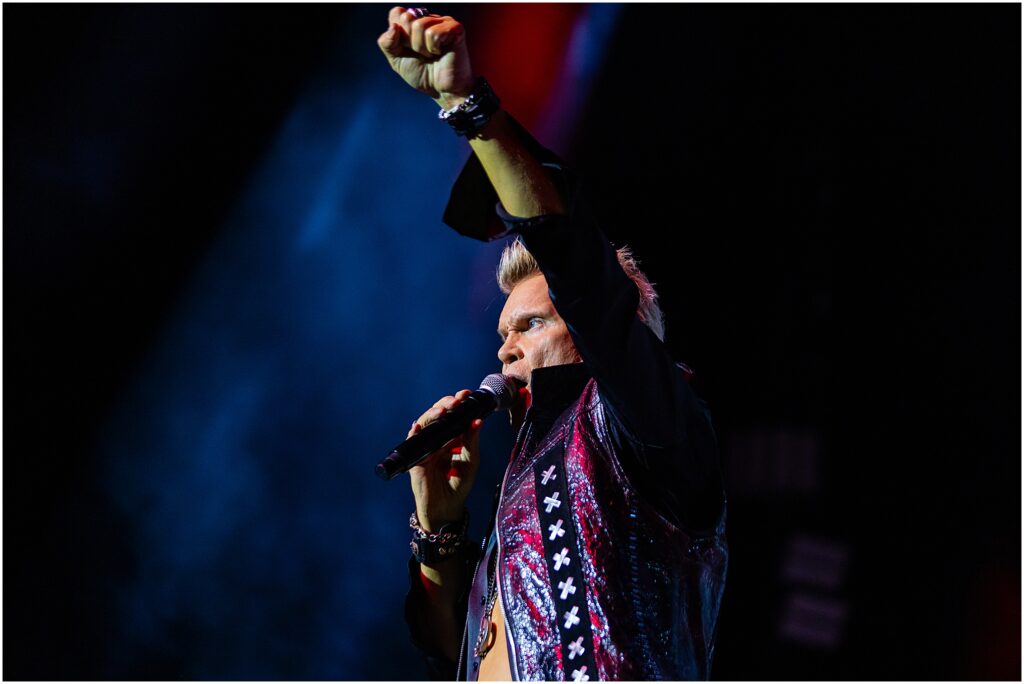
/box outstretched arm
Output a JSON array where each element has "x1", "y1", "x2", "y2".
[
  {"x1": 378, "y1": 8, "x2": 566, "y2": 668},
  {"x1": 378, "y1": 6, "x2": 564, "y2": 219},
  {"x1": 379, "y1": 7, "x2": 724, "y2": 533}
]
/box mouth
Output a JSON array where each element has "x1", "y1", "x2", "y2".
[
  {"x1": 503, "y1": 371, "x2": 528, "y2": 387},
  {"x1": 501, "y1": 373, "x2": 531, "y2": 408}
]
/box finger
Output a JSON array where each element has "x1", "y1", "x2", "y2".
[
  {"x1": 377, "y1": 23, "x2": 406, "y2": 59},
  {"x1": 430, "y1": 393, "x2": 454, "y2": 409},
  {"x1": 449, "y1": 389, "x2": 472, "y2": 408},
  {"x1": 390, "y1": 6, "x2": 416, "y2": 46},
  {"x1": 442, "y1": 391, "x2": 471, "y2": 417},
  {"x1": 416, "y1": 388, "x2": 471, "y2": 430},
  {"x1": 398, "y1": 6, "x2": 442, "y2": 23},
  {"x1": 388, "y1": 6, "x2": 409, "y2": 27},
  {"x1": 410, "y1": 15, "x2": 445, "y2": 57},
  {"x1": 417, "y1": 405, "x2": 447, "y2": 427},
  {"x1": 424, "y1": 17, "x2": 463, "y2": 56},
  {"x1": 432, "y1": 389, "x2": 472, "y2": 411}
]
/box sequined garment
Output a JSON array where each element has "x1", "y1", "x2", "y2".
[{"x1": 461, "y1": 374, "x2": 728, "y2": 681}]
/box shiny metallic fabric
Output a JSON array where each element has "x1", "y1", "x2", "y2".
[{"x1": 487, "y1": 379, "x2": 727, "y2": 680}]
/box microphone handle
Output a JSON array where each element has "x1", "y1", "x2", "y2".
[{"x1": 375, "y1": 393, "x2": 495, "y2": 481}]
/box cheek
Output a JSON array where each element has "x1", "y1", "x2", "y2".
[
  {"x1": 522, "y1": 340, "x2": 550, "y2": 368},
  {"x1": 561, "y1": 335, "x2": 582, "y2": 364},
  {"x1": 524, "y1": 328, "x2": 580, "y2": 368},
  {"x1": 546, "y1": 329, "x2": 580, "y2": 365}
]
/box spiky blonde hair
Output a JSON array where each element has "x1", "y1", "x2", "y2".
[{"x1": 496, "y1": 238, "x2": 666, "y2": 341}]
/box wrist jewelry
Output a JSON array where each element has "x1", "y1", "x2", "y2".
[
  {"x1": 438, "y1": 77, "x2": 501, "y2": 138},
  {"x1": 410, "y1": 510, "x2": 469, "y2": 564}
]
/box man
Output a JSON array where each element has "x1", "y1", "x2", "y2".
[{"x1": 379, "y1": 7, "x2": 727, "y2": 680}]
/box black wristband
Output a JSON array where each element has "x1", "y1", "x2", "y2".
[
  {"x1": 410, "y1": 510, "x2": 469, "y2": 565},
  {"x1": 438, "y1": 77, "x2": 501, "y2": 138}
]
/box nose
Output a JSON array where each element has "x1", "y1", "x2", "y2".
[{"x1": 498, "y1": 332, "x2": 522, "y2": 367}]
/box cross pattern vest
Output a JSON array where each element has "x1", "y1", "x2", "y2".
[{"x1": 463, "y1": 377, "x2": 727, "y2": 681}]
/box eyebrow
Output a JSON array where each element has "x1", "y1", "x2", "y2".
[{"x1": 497, "y1": 309, "x2": 549, "y2": 340}]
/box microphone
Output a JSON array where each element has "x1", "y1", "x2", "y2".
[{"x1": 376, "y1": 374, "x2": 523, "y2": 481}]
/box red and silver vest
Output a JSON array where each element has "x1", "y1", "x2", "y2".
[{"x1": 463, "y1": 376, "x2": 728, "y2": 681}]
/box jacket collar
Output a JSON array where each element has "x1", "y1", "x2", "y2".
[{"x1": 527, "y1": 363, "x2": 592, "y2": 418}]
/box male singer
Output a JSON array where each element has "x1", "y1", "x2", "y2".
[{"x1": 379, "y1": 7, "x2": 727, "y2": 680}]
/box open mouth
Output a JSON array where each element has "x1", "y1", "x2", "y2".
[{"x1": 503, "y1": 371, "x2": 528, "y2": 387}]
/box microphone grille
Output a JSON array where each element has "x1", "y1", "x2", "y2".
[{"x1": 479, "y1": 373, "x2": 523, "y2": 411}]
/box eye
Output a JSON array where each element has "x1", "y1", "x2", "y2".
[{"x1": 527, "y1": 317, "x2": 544, "y2": 330}]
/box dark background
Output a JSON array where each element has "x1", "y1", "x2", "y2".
[{"x1": 5, "y1": 3, "x2": 1019, "y2": 680}]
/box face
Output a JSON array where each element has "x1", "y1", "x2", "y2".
[{"x1": 497, "y1": 273, "x2": 581, "y2": 390}]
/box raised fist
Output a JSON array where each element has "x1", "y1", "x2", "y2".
[{"x1": 377, "y1": 7, "x2": 475, "y2": 107}]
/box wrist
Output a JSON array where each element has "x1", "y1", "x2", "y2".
[
  {"x1": 417, "y1": 505, "x2": 466, "y2": 533},
  {"x1": 434, "y1": 91, "x2": 469, "y2": 111},
  {"x1": 434, "y1": 71, "x2": 478, "y2": 110},
  {"x1": 410, "y1": 509, "x2": 469, "y2": 565},
  {"x1": 437, "y1": 77, "x2": 501, "y2": 138}
]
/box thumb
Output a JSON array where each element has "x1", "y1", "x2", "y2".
[{"x1": 377, "y1": 23, "x2": 406, "y2": 58}]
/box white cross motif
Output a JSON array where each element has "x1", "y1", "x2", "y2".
[
  {"x1": 563, "y1": 605, "x2": 581, "y2": 629},
  {"x1": 543, "y1": 491, "x2": 562, "y2": 513},
  {"x1": 571, "y1": 666, "x2": 590, "y2": 682},
  {"x1": 568, "y1": 636, "x2": 586, "y2": 661},
  {"x1": 548, "y1": 519, "x2": 565, "y2": 541},
  {"x1": 558, "y1": 576, "x2": 577, "y2": 600},
  {"x1": 553, "y1": 547, "x2": 571, "y2": 571},
  {"x1": 541, "y1": 465, "x2": 557, "y2": 485}
]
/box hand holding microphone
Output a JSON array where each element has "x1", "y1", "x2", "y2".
[{"x1": 376, "y1": 374, "x2": 523, "y2": 533}]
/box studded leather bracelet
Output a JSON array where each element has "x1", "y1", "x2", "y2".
[
  {"x1": 410, "y1": 510, "x2": 469, "y2": 565},
  {"x1": 438, "y1": 77, "x2": 501, "y2": 138}
]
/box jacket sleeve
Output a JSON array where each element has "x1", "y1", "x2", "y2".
[
  {"x1": 403, "y1": 547, "x2": 478, "y2": 681},
  {"x1": 443, "y1": 117, "x2": 725, "y2": 533}
]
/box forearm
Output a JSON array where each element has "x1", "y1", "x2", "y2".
[
  {"x1": 469, "y1": 110, "x2": 565, "y2": 218},
  {"x1": 435, "y1": 95, "x2": 565, "y2": 219}
]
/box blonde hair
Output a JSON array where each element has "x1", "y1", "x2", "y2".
[{"x1": 496, "y1": 238, "x2": 666, "y2": 341}]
